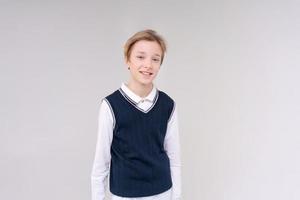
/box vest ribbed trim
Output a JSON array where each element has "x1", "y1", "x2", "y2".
[
  {"x1": 118, "y1": 87, "x2": 159, "y2": 114},
  {"x1": 103, "y1": 98, "x2": 116, "y2": 129},
  {"x1": 168, "y1": 101, "x2": 176, "y2": 123}
]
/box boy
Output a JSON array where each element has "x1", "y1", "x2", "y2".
[{"x1": 91, "y1": 29, "x2": 181, "y2": 200}]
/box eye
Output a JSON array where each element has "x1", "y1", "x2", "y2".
[
  {"x1": 137, "y1": 56, "x2": 144, "y2": 59},
  {"x1": 152, "y1": 58, "x2": 160, "y2": 62}
]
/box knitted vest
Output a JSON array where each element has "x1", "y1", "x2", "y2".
[{"x1": 104, "y1": 88, "x2": 174, "y2": 197}]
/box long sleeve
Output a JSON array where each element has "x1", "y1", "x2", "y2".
[
  {"x1": 164, "y1": 104, "x2": 182, "y2": 200},
  {"x1": 91, "y1": 99, "x2": 114, "y2": 200}
]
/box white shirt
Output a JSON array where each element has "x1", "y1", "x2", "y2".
[{"x1": 91, "y1": 83, "x2": 181, "y2": 200}]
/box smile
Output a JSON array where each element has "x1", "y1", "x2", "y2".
[{"x1": 140, "y1": 71, "x2": 153, "y2": 75}]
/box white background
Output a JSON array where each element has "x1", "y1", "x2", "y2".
[{"x1": 1, "y1": 0, "x2": 299, "y2": 199}]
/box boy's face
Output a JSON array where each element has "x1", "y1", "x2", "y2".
[{"x1": 126, "y1": 40, "x2": 162, "y2": 86}]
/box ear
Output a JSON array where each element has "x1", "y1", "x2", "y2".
[{"x1": 124, "y1": 59, "x2": 130, "y2": 69}]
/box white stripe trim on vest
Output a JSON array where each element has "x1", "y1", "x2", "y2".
[{"x1": 118, "y1": 88, "x2": 159, "y2": 114}]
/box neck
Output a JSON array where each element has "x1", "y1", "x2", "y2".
[{"x1": 126, "y1": 80, "x2": 153, "y2": 98}]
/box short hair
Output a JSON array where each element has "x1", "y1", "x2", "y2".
[{"x1": 124, "y1": 29, "x2": 167, "y2": 65}]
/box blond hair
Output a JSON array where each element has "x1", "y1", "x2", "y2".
[{"x1": 124, "y1": 29, "x2": 167, "y2": 64}]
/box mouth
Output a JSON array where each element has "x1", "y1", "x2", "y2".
[{"x1": 139, "y1": 71, "x2": 153, "y2": 76}]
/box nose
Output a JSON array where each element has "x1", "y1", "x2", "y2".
[{"x1": 144, "y1": 58, "x2": 153, "y2": 69}]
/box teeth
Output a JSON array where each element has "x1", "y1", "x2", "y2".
[{"x1": 141, "y1": 71, "x2": 151, "y2": 75}]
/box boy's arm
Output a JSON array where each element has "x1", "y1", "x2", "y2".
[
  {"x1": 91, "y1": 99, "x2": 113, "y2": 200},
  {"x1": 164, "y1": 103, "x2": 182, "y2": 200}
]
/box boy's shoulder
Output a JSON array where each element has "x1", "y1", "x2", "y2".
[
  {"x1": 104, "y1": 89, "x2": 120, "y2": 99},
  {"x1": 158, "y1": 89, "x2": 175, "y2": 103},
  {"x1": 98, "y1": 89, "x2": 120, "y2": 105}
]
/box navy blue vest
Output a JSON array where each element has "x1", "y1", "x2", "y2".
[{"x1": 104, "y1": 88, "x2": 175, "y2": 197}]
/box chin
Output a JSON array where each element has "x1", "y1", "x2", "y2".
[{"x1": 139, "y1": 80, "x2": 153, "y2": 86}]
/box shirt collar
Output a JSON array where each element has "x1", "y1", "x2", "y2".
[{"x1": 121, "y1": 82, "x2": 157, "y2": 104}]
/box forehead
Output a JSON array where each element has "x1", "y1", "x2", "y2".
[{"x1": 131, "y1": 40, "x2": 162, "y2": 56}]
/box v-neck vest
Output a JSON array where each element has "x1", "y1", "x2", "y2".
[{"x1": 104, "y1": 89, "x2": 175, "y2": 197}]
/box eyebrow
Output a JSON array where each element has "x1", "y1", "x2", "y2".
[{"x1": 137, "y1": 51, "x2": 161, "y2": 57}]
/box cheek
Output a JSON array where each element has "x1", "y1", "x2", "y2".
[
  {"x1": 130, "y1": 59, "x2": 142, "y2": 67},
  {"x1": 154, "y1": 65, "x2": 161, "y2": 72},
  {"x1": 128, "y1": 61, "x2": 138, "y2": 69},
  {"x1": 151, "y1": 68, "x2": 160, "y2": 76}
]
